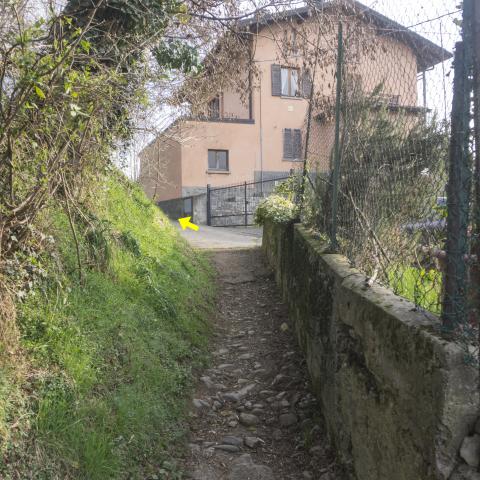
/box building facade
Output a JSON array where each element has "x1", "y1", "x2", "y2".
[{"x1": 139, "y1": 2, "x2": 450, "y2": 202}]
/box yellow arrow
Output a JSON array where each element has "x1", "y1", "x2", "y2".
[{"x1": 178, "y1": 216, "x2": 199, "y2": 231}]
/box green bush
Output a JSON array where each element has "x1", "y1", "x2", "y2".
[{"x1": 254, "y1": 194, "x2": 298, "y2": 225}]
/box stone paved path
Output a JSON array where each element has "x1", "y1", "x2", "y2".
[{"x1": 182, "y1": 249, "x2": 346, "y2": 480}]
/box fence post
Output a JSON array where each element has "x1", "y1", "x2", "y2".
[
  {"x1": 299, "y1": 30, "x2": 322, "y2": 206},
  {"x1": 471, "y1": 0, "x2": 480, "y2": 326},
  {"x1": 442, "y1": 35, "x2": 473, "y2": 330},
  {"x1": 206, "y1": 184, "x2": 211, "y2": 226},
  {"x1": 329, "y1": 22, "x2": 344, "y2": 251},
  {"x1": 244, "y1": 181, "x2": 248, "y2": 226}
]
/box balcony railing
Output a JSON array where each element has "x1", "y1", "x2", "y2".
[{"x1": 189, "y1": 113, "x2": 254, "y2": 124}]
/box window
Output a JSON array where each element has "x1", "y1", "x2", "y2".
[
  {"x1": 347, "y1": 41, "x2": 361, "y2": 65},
  {"x1": 283, "y1": 28, "x2": 299, "y2": 55},
  {"x1": 208, "y1": 149, "x2": 229, "y2": 171},
  {"x1": 291, "y1": 29, "x2": 298, "y2": 55},
  {"x1": 301, "y1": 70, "x2": 312, "y2": 98},
  {"x1": 388, "y1": 95, "x2": 400, "y2": 107},
  {"x1": 208, "y1": 96, "x2": 220, "y2": 119},
  {"x1": 345, "y1": 73, "x2": 363, "y2": 96},
  {"x1": 283, "y1": 129, "x2": 302, "y2": 160},
  {"x1": 375, "y1": 93, "x2": 401, "y2": 107},
  {"x1": 272, "y1": 65, "x2": 299, "y2": 97},
  {"x1": 281, "y1": 67, "x2": 299, "y2": 97},
  {"x1": 282, "y1": 67, "x2": 298, "y2": 96}
]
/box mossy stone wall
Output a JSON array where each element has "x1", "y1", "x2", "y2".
[{"x1": 263, "y1": 221, "x2": 479, "y2": 480}]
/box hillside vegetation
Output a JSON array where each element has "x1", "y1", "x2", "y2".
[{"x1": 0, "y1": 172, "x2": 213, "y2": 479}]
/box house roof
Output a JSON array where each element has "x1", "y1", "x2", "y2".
[{"x1": 239, "y1": 0, "x2": 452, "y2": 71}]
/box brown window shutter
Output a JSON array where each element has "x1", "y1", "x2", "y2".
[
  {"x1": 293, "y1": 129, "x2": 302, "y2": 159},
  {"x1": 283, "y1": 129, "x2": 293, "y2": 159},
  {"x1": 301, "y1": 70, "x2": 313, "y2": 98},
  {"x1": 271, "y1": 64, "x2": 282, "y2": 96}
]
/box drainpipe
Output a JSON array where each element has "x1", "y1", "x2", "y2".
[
  {"x1": 422, "y1": 70, "x2": 427, "y2": 110},
  {"x1": 421, "y1": 67, "x2": 434, "y2": 122},
  {"x1": 259, "y1": 72, "x2": 264, "y2": 189},
  {"x1": 422, "y1": 70, "x2": 427, "y2": 122}
]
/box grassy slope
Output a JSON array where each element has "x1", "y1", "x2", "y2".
[{"x1": 1, "y1": 174, "x2": 213, "y2": 479}]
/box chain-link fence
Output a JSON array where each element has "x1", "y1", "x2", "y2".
[{"x1": 295, "y1": 0, "x2": 479, "y2": 361}]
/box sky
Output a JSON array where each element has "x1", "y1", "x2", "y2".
[{"x1": 121, "y1": 0, "x2": 462, "y2": 179}]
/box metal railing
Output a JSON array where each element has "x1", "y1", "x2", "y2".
[{"x1": 207, "y1": 176, "x2": 290, "y2": 227}]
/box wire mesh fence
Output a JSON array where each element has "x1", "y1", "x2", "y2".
[{"x1": 294, "y1": 0, "x2": 479, "y2": 361}]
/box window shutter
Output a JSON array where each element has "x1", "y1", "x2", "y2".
[
  {"x1": 271, "y1": 64, "x2": 282, "y2": 96},
  {"x1": 302, "y1": 70, "x2": 313, "y2": 99},
  {"x1": 208, "y1": 150, "x2": 216, "y2": 169},
  {"x1": 293, "y1": 129, "x2": 302, "y2": 159},
  {"x1": 283, "y1": 129, "x2": 293, "y2": 159}
]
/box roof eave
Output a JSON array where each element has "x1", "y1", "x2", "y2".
[{"x1": 238, "y1": 1, "x2": 452, "y2": 71}]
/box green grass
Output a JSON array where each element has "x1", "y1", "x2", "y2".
[
  {"x1": 1, "y1": 173, "x2": 213, "y2": 479},
  {"x1": 388, "y1": 265, "x2": 442, "y2": 314}
]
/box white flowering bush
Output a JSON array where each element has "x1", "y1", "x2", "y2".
[{"x1": 254, "y1": 194, "x2": 298, "y2": 225}]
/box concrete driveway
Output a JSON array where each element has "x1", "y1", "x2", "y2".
[{"x1": 176, "y1": 223, "x2": 262, "y2": 249}]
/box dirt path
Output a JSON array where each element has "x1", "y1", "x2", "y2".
[{"x1": 182, "y1": 249, "x2": 346, "y2": 480}]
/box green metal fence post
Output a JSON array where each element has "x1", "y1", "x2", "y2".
[
  {"x1": 207, "y1": 184, "x2": 212, "y2": 226},
  {"x1": 244, "y1": 181, "x2": 248, "y2": 226},
  {"x1": 329, "y1": 22, "x2": 344, "y2": 251},
  {"x1": 442, "y1": 0, "x2": 474, "y2": 330},
  {"x1": 299, "y1": 28, "x2": 323, "y2": 209},
  {"x1": 471, "y1": 0, "x2": 480, "y2": 327}
]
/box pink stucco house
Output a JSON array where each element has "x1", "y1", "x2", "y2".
[{"x1": 138, "y1": 1, "x2": 450, "y2": 203}]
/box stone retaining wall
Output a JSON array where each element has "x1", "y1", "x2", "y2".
[{"x1": 262, "y1": 220, "x2": 479, "y2": 480}]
